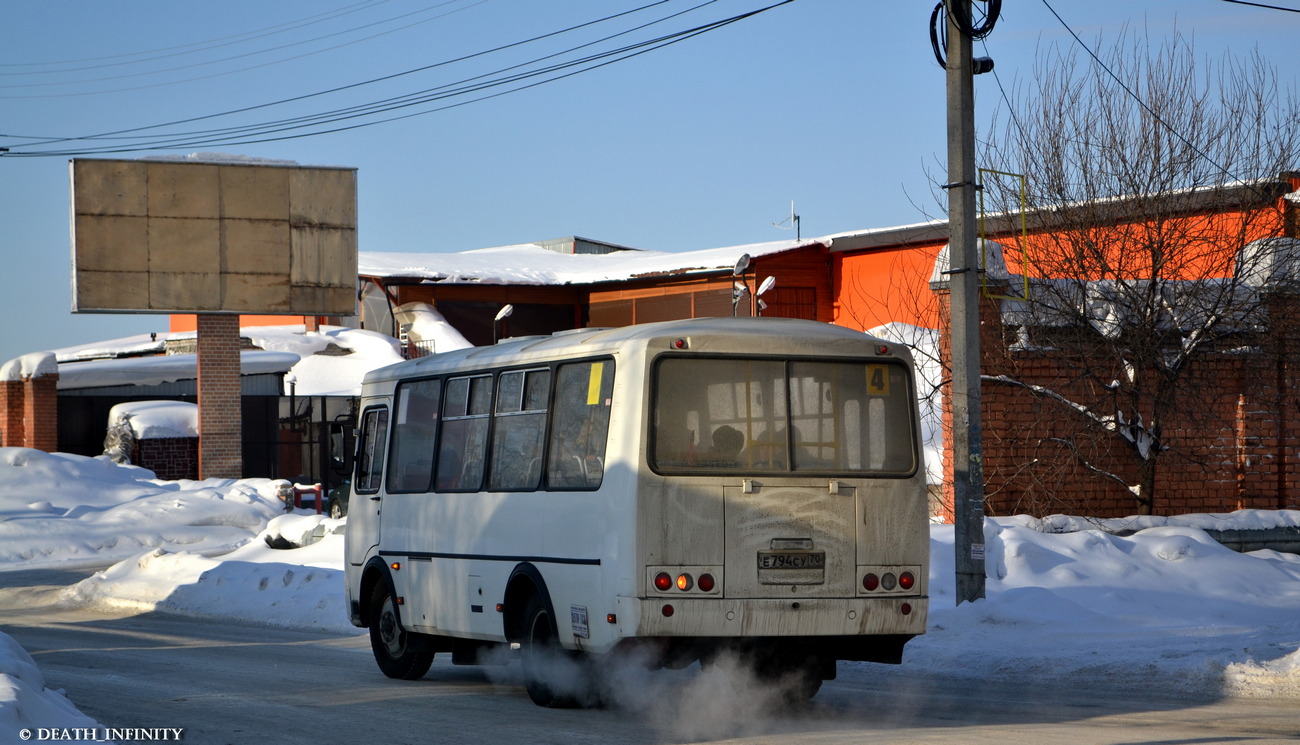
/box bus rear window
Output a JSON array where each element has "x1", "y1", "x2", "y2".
[{"x1": 651, "y1": 357, "x2": 917, "y2": 476}]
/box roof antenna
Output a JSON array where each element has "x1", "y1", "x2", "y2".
[{"x1": 772, "y1": 201, "x2": 801, "y2": 240}]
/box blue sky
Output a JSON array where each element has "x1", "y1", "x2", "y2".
[{"x1": 1, "y1": 0, "x2": 1296, "y2": 363}]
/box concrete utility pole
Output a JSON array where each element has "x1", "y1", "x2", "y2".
[{"x1": 945, "y1": 0, "x2": 987, "y2": 604}]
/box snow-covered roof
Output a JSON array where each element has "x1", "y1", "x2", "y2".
[
  {"x1": 359, "y1": 237, "x2": 826, "y2": 285},
  {"x1": 57, "y1": 350, "x2": 300, "y2": 391},
  {"x1": 48, "y1": 326, "x2": 408, "y2": 397}
]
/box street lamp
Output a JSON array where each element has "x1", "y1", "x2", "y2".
[
  {"x1": 731, "y1": 254, "x2": 752, "y2": 316},
  {"x1": 755, "y1": 275, "x2": 776, "y2": 316},
  {"x1": 493, "y1": 304, "x2": 513, "y2": 343}
]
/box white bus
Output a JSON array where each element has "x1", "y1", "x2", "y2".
[{"x1": 344, "y1": 317, "x2": 929, "y2": 706}]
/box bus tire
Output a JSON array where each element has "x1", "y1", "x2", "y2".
[
  {"x1": 781, "y1": 659, "x2": 825, "y2": 704},
  {"x1": 368, "y1": 582, "x2": 434, "y2": 680},
  {"x1": 520, "y1": 594, "x2": 588, "y2": 708},
  {"x1": 741, "y1": 645, "x2": 825, "y2": 705}
]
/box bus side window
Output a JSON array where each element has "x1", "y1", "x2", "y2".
[
  {"x1": 546, "y1": 360, "x2": 614, "y2": 489},
  {"x1": 386, "y1": 380, "x2": 441, "y2": 493},
  {"x1": 437, "y1": 375, "x2": 493, "y2": 491},
  {"x1": 354, "y1": 407, "x2": 388, "y2": 493},
  {"x1": 489, "y1": 369, "x2": 551, "y2": 491}
]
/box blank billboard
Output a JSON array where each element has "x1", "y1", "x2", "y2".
[{"x1": 71, "y1": 158, "x2": 358, "y2": 315}]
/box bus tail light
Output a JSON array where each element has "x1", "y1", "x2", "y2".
[
  {"x1": 860, "y1": 566, "x2": 922, "y2": 596},
  {"x1": 649, "y1": 567, "x2": 720, "y2": 595},
  {"x1": 661, "y1": 604, "x2": 674, "y2": 617}
]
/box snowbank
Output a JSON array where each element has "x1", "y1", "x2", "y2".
[
  {"x1": 0, "y1": 448, "x2": 282, "y2": 570},
  {"x1": 62, "y1": 514, "x2": 350, "y2": 633},
  {"x1": 0, "y1": 632, "x2": 103, "y2": 737}
]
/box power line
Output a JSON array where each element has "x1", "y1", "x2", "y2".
[
  {"x1": 2, "y1": 0, "x2": 796, "y2": 157},
  {"x1": 47, "y1": 15, "x2": 728, "y2": 152},
  {"x1": 0, "y1": 0, "x2": 389, "y2": 70},
  {"x1": 1038, "y1": 0, "x2": 1245, "y2": 189},
  {"x1": 0, "y1": 0, "x2": 487, "y2": 97},
  {"x1": 980, "y1": 38, "x2": 1030, "y2": 154},
  {"x1": 2, "y1": 0, "x2": 686, "y2": 146},
  {"x1": 1219, "y1": 0, "x2": 1300, "y2": 13}
]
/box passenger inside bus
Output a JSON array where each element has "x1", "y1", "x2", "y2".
[{"x1": 697, "y1": 425, "x2": 744, "y2": 467}]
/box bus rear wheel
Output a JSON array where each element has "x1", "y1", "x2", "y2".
[
  {"x1": 368, "y1": 582, "x2": 434, "y2": 680},
  {"x1": 520, "y1": 595, "x2": 591, "y2": 708},
  {"x1": 723, "y1": 644, "x2": 827, "y2": 706}
]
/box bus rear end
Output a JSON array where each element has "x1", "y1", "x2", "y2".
[{"x1": 624, "y1": 323, "x2": 929, "y2": 696}]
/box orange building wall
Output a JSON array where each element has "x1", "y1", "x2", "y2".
[
  {"x1": 170, "y1": 314, "x2": 315, "y2": 333},
  {"x1": 833, "y1": 242, "x2": 946, "y2": 332},
  {"x1": 832, "y1": 192, "x2": 1292, "y2": 335},
  {"x1": 1008, "y1": 208, "x2": 1286, "y2": 281}
]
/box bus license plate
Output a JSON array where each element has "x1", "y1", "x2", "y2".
[{"x1": 757, "y1": 551, "x2": 825, "y2": 570}]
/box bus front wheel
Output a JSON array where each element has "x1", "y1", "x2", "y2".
[{"x1": 368, "y1": 582, "x2": 434, "y2": 680}]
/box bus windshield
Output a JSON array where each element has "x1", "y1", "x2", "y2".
[{"x1": 651, "y1": 356, "x2": 917, "y2": 476}]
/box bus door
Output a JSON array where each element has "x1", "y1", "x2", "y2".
[{"x1": 346, "y1": 405, "x2": 389, "y2": 568}]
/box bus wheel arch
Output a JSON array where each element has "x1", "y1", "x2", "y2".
[
  {"x1": 503, "y1": 564, "x2": 590, "y2": 708},
  {"x1": 357, "y1": 558, "x2": 393, "y2": 629},
  {"x1": 502, "y1": 563, "x2": 552, "y2": 642}
]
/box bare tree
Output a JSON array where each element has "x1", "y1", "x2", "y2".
[{"x1": 976, "y1": 31, "x2": 1300, "y2": 514}]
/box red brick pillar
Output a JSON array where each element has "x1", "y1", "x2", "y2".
[
  {"x1": 24, "y1": 374, "x2": 59, "y2": 452},
  {"x1": 1, "y1": 379, "x2": 23, "y2": 447},
  {"x1": 304, "y1": 315, "x2": 321, "y2": 333},
  {"x1": 197, "y1": 314, "x2": 243, "y2": 478},
  {"x1": 2, "y1": 353, "x2": 59, "y2": 452}
]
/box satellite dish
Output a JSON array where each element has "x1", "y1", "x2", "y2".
[
  {"x1": 756, "y1": 275, "x2": 776, "y2": 296},
  {"x1": 733, "y1": 253, "x2": 751, "y2": 276},
  {"x1": 495, "y1": 304, "x2": 514, "y2": 321}
]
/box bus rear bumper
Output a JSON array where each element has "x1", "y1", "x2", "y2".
[{"x1": 612, "y1": 595, "x2": 927, "y2": 646}]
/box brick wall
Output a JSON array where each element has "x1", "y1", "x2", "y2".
[
  {"x1": 135, "y1": 437, "x2": 199, "y2": 481},
  {"x1": 933, "y1": 282, "x2": 1300, "y2": 518},
  {"x1": 197, "y1": 314, "x2": 243, "y2": 478}
]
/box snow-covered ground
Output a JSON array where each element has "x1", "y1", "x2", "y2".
[{"x1": 2, "y1": 448, "x2": 1299, "y2": 736}]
